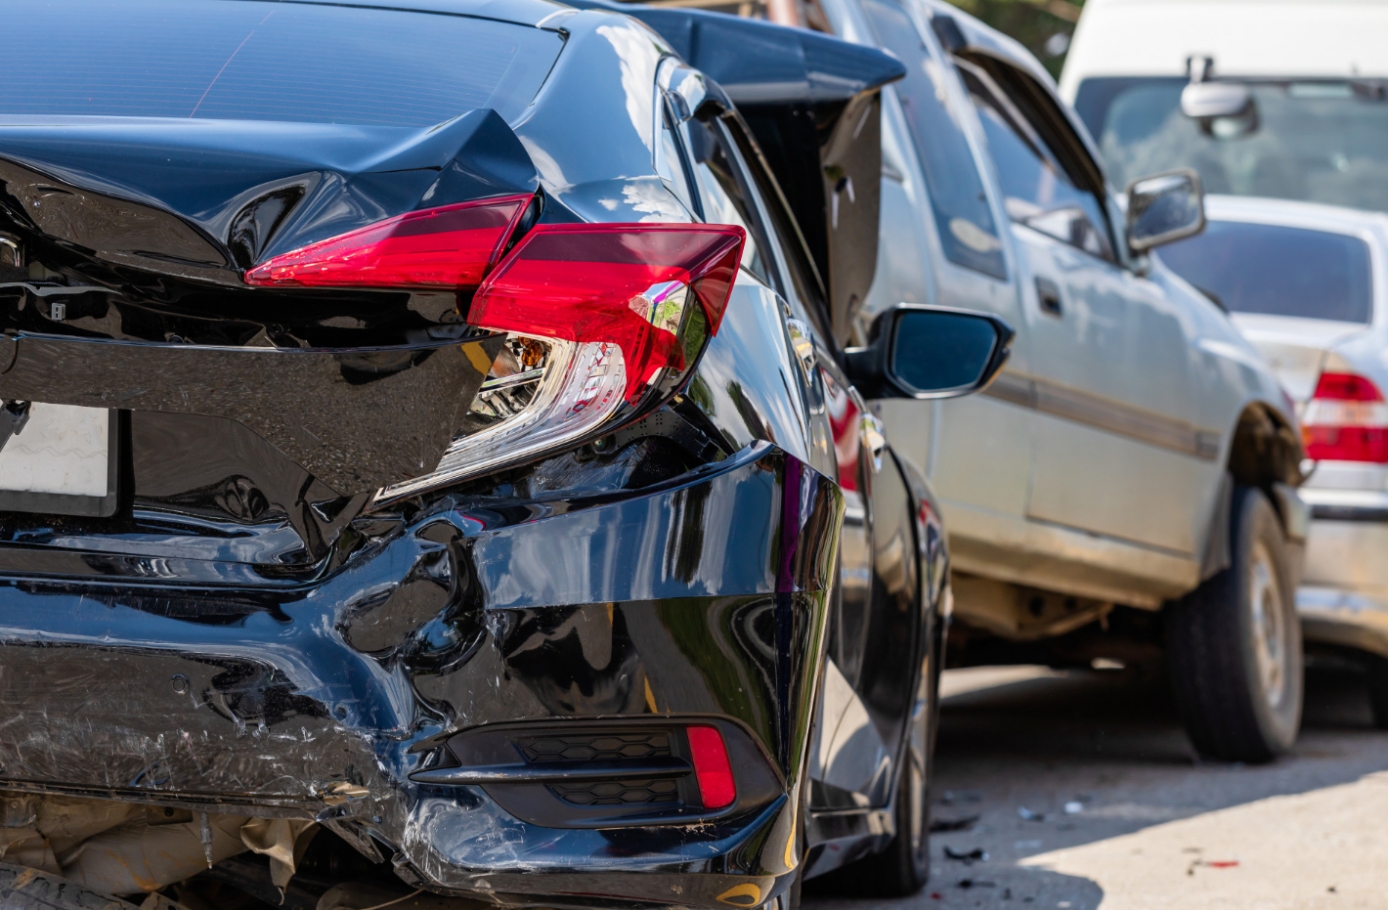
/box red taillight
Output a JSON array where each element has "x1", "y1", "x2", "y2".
[
  {"x1": 244, "y1": 195, "x2": 531, "y2": 289},
  {"x1": 245, "y1": 207, "x2": 744, "y2": 406},
  {"x1": 469, "y1": 224, "x2": 745, "y2": 402},
  {"x1": 1303, "y1": 371, "x2": 1388, "y2": 463},
  {"x1": 686, "y1": 725, "x2": 736, "y2": 810},
  {"x1": 1313, "y1": 372, "x2": 1382, "y2": 402}
]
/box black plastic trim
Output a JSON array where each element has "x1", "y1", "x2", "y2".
[{"x1": 411, "y1": 757, "x2": 691, "y2": 784}]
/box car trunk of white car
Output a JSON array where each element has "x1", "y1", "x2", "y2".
[{"x1": 1227, "y1": 313, "x2": 1370, "y2": 402}]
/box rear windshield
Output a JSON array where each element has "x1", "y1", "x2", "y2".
[
  {"x1": 1157, "y1": 220, "x2": 1375, "y2": 324},
  {"x1": 0, "y1": 0, "x2": 561, "y2": 127}
]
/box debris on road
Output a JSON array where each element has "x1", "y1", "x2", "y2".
[
  {"x1": 931, "y1": 814, "x2": 981, "y2": 832},
  {"x1": 941, "y1": 790, "x2": 984, "y2": 805},
  {"x1": 1186, "y1": 858, "x2": 1240, "y2": 875},
  {"x1": 943, "y1": 846, "x2": 989, "y2": 864},
  {"x1": 956, "y1": 878, "x2": 996, "y2": 889},
  {"x1": 1063, "y1": 801, "x2": 1084, "y2": 815},
  {"x1": 1018, "y1": 806, "x2": 1047, "y2": 822}
]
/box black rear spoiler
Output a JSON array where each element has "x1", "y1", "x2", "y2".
[{"x1": 567, "y1": 1, "x2": 906, "y2": 343}]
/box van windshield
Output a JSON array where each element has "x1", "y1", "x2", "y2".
[{"x1": 1075, "y1": 77, "x2": 1388, "y2": 213}]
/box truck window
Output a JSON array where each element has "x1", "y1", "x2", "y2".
[
  {"x1": 859, "y1": 0, "x2": 1007, "y2": 280},
  {"x1": 960, "y1": 62, "x2": 1115, "y2": 262}
]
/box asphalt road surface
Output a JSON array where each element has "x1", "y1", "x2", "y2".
[{"x1": 804, "y1": 664, "x2": 1388, "y2": 910}]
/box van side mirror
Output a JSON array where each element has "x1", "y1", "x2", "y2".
[
  {"x1": 1126, "y1": 169, "x2": 1205, "y2": 252},
  {"x1": 843, "y1": 304, "x2": 1013, "y2": 400}
]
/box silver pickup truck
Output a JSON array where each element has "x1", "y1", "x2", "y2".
[{"x1": 807, "y1": 0, "x2": 1308, "y2": 762}]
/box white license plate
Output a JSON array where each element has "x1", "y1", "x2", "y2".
[{"x1": 0, "y1": 404, "x2": 111, "y2": 500}]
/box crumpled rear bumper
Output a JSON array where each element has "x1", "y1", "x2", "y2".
[{"x1": 0, "y1": 442, "x2": 842, "y2": 908}]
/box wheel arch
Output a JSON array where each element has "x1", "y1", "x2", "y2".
[
  {"x1": 1201, "y1": 401, "x2": 1306, "y2": 580},
  {"x1": 1227, "y1": 401, "x2": 1304, "y2": 492}
]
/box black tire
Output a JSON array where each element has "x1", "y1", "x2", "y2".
[
  {"x1": 1168, "y1": 485, "x2": 1303, "y2": 762},
  {"x1": 823, "y1": 614, "x2": 941, "y2": 896},
  {"x1": 0, "y1": 863, "x2": 185, "y2": 910},
  {"x1": 1367, "y1": 656, "x2": 1388, "y2": 730}
]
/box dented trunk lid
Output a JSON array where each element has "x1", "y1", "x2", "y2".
[{"x1": 0, "y1": 0, "x2": 563, "y2": 572}]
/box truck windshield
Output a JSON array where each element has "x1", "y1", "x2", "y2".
[{"x1": 1075, "y1": 77, "x2": 1388, "y2": 213}]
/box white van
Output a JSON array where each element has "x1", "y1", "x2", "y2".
[{"x1": 1059, "y1": 0, "x2": 1388, "y2": 212}]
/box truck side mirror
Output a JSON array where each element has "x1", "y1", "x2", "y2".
[
  {"x1": 843, "y1": 304, "x2": 1013, "y2": 400},
  {"x1": 1126, "y1": 169, "x2": 1206, "y2": 252}
]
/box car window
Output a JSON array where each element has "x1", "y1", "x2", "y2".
[
  {"x1": 858, "y1": 0, "x2": 1007, "y2": 281},
  {"x1": 687, "y1": 117, "x2": 777, "y2": 290},
  {"x1": 722, "y1": 119, "x2": 834, "y2": 331},
  {"x1": 656, "y1": 91, "x2": 700, "y2": 219},
  {"x1": 1158, "y1": 220, "x2": 1374, "y2": 324},
  {"x1": 959, "y1": 62, "x2": 1115, "y2": 262},
  {"x1": 0, "y1": 0, "x2": 563, "y2": 127}
]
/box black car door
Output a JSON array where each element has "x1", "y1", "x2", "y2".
[
  {"x1": 812, "y1": 367, "x2": 921, "y2": 810},
  {"x1": 686, "y1": 107, "x2": 925, "y2": 812}
]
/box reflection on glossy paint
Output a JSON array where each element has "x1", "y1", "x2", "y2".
[
  {"x1": 518, "y1": 134, "x2": 572, "y2": 195},
  {"x1": 623, "y1": 177, "x2": 691, "y2": 222},
  {"x1": 596, "y1": 22, "x2": 660, "y2": 153}
]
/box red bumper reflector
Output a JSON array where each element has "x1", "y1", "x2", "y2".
[
  {"x1": 687, "y1": 724, "x2": 736, "y2": 809},
  {"x1": 1305, "y1": 425, "x2": 1388, "y2": 462},
  {"x1": 469, "y1": 223, "x2": 745, "y2": 402},
  {"x1": 244, "y1": 195, "x2": 531, "y2": 289}
]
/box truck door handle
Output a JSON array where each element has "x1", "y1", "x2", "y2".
[{"x1": 1036, "y1": 277, "x2": 1063, "y2": 317}]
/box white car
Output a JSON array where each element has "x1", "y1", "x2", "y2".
[
  {"x1": 802, "y1": 0, "x2": 1309, "y2": 760},
  {"x1": 1156, "y1": 195, "x2": 1388, "y2": 727}
]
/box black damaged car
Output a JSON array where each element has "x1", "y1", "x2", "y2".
[{"x1": 0, "y1": 2, "x2": 1011, "y2": 908}]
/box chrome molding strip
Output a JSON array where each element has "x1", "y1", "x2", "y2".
[{"x1": 983, "y1": 371, "x2": 1221, "y2": 461}]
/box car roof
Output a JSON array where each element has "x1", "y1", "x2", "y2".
[
  {"x1": 1203, "y1": 194, "x2": 1388, "y2": 240},
  {"x1": 1060, "y1": 0, "x2": 1388, "y2": 101}
]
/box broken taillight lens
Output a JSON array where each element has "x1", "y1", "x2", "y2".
[
  {"x1": 1302, "y1": 371, "x2": 1388, "y2": 463},
  {"x1": 244, "y1": 195, "x2": 531, "y2": 289},
  {"x1": 249, "y1": 200, "x2": 748, "y2": 503},
  {"x1": 469, "y1": 224, "x2": 745, "y2": 402}
]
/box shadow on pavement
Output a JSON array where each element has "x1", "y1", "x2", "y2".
[{"x1": 802, "y1": 663, "x2": 1388, "y2": 909}]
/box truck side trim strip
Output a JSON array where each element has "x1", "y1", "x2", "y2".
[{"x1": 985, "y1": 370, "x2": 1221, "y2": 461}]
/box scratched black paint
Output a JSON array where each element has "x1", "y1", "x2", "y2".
[{"x1": 0, "y1": 1, "x2": 944, "y2": 907}]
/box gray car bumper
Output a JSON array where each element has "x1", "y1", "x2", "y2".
[{"x1": 1297, "y1": 488, "x2": 1388, "y2": 659}]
